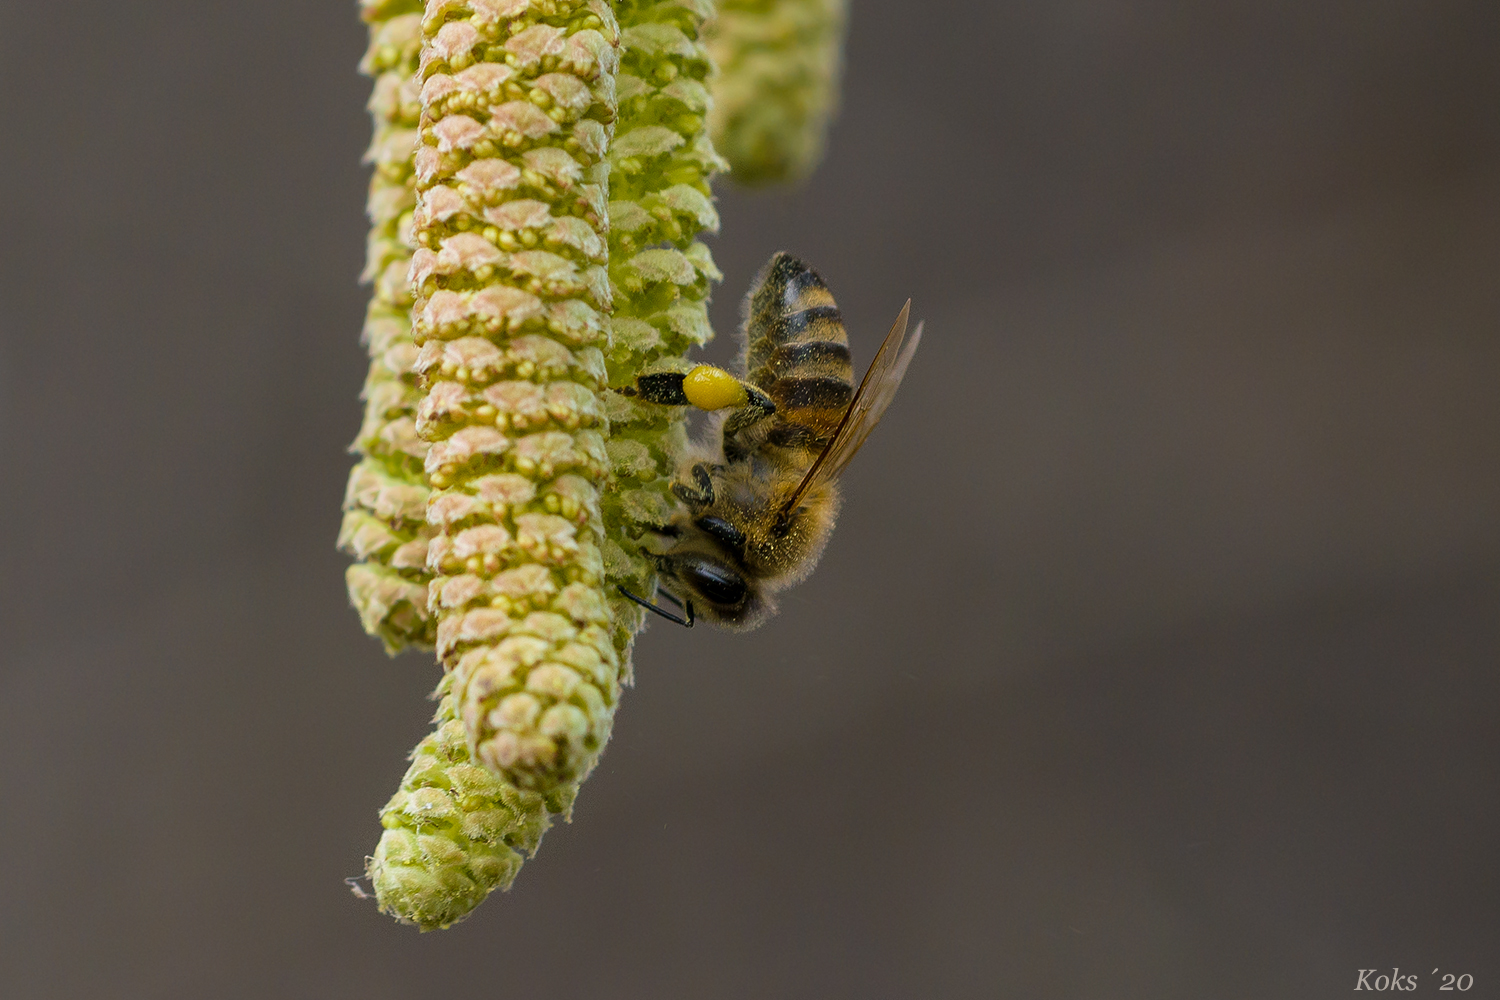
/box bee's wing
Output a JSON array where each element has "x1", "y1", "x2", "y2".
[{"x1": 781, "y1": 300, "x2": 922, "y2": 515}]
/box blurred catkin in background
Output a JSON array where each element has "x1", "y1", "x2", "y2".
[{"x1": 706, "y1": 0, "x2": 848, "y2": 185}]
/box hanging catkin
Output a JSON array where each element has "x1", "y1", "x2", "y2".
[
  {"x1": 361, "y1": 0, "x2": 729, "y2": 929},
  {"x1": 602, "y1": 0, "x2": 726, "y2": 668},
  {"x1": 341, "y1": 0, "x2": 439, "y2": 653}
]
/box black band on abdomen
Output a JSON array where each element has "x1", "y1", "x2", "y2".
[{"x1": 772, "y1": 375, "x2": 854, "y2": 411}]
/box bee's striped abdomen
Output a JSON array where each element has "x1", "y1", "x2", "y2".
[{"x1": 742, "y1": 253, "x2": 854, "y2": 440}]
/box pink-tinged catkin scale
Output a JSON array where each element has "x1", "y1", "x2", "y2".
[{"x1": 366, "y1": 674, "x2": 570, "y2": 931}]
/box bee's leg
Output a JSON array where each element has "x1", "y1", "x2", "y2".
[
  {"x1": 615, "y1": 371, "x2": 692, "y2": 406},
  {"x1": 690, "y1": 463, "x2": 713, "y2": 498},
  {"x1": 671, "y1": 463, "x2": 715, "y2": 508},
  {"x1": 617, "y1": 585, "x2": 694, "y2": 628},
  {"x1": 722, "y1": 399, "x2": 776, "y2": 442},
  {"x1": 617, "y1": 366, "x2": 774, "y2": 418},
  {"x1": 680, "y1": 365, "x2": 775, "y2": 417}
]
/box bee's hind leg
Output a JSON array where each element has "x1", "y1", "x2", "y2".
[
  {"x1": 616, "y1": 371, "x2": 693, "y2": 406},
  {"x1": 615, "y1": 367, "x2": 774, "y2": 420}
]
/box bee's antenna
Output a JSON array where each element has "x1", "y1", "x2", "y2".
[
  {"x1": 656, "y1": 588, "x2": 689, "y2": 612},
  {"x1": 617, "y1": 585, "x2": 695, "y2": 628}
]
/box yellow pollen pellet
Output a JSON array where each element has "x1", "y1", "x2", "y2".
[{"x1": 683, "y1": 365, "x2": 749, "y2": 411}]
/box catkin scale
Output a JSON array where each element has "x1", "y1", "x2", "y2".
[{"x1": 367, "y1": 675, "x2": 564, "y2": 930}]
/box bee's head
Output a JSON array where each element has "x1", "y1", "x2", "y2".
[{"x1": 657, "y1": 548, "x2": 771, "y2": 630}]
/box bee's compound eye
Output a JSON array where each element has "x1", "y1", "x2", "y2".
[{"x1": 680, "y1": 557, "x2": 748, "y2": 608}]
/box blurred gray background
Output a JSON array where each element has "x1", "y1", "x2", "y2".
[{"x1": 2, "y1": 1, "x2": 1497, "y2": 997}]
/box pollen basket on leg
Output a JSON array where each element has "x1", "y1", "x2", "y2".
[{"x1": 409, "y1": 0, "x2": 623, "y2": 798}]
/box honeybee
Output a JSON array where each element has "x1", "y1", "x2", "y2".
[{"x1": 617, "y1": 252, "x2": 922, "y2": 629}]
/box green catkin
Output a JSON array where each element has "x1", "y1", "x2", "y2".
[
  {"x1": 704, "y1": 0, "x2": 847, "y2": 185},
  {"x1": 603, "y1": 0, "x2": 726, "y2": 668},
  {"x1": 361, "y1": 0, "x2": 729, "y2": 929},
  {"x1": 409, "y1": 0, "x2": 623, "y2": 797},
  {"x1": 365, "y1": 0, "x2": 621, "y2": 929},
  {"x1": 355, "y1": 0, "x2": 563, "y2": 931},
  {"x1": 340, "y1": 0, "x2": 439, "y2": 653}
]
